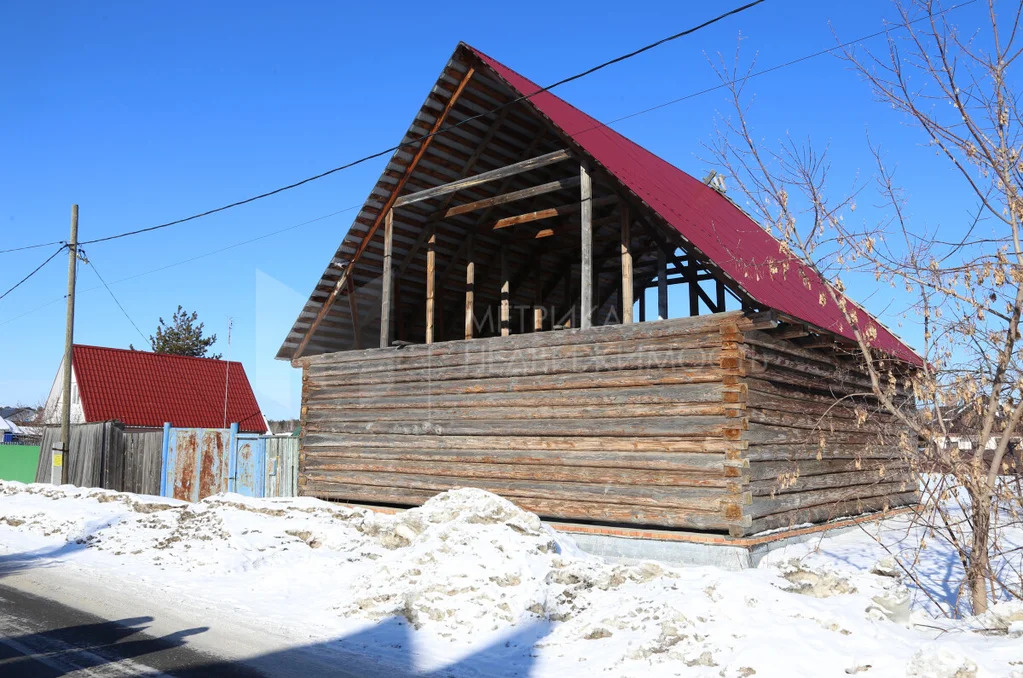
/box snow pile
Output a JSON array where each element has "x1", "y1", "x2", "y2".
[{"x1": 2, "y1": 480, "x2": 1022, "y2": 677}]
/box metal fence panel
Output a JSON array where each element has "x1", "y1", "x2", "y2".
[{"x1": 232, "y1": 433, "x2": 265, "y2": 497}]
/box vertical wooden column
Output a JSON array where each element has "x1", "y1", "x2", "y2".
[
  {"x1": 379, "y1": 209, "x2": 394, "y2": 348},
  {"x1": 464, "y1": 233, "x2": 475, "y2": 340},
  {"x1": 562, "y1": 275, "x2": 572, "y2": 328},
  {"x1": 620, "y1": 205, "x2": 633, "y2": 324},
  {"x1": 716, "y1": 279, "x2": 726, "y2": 313},
  {"x1": 533, "y1": 253, "x2": 544, "y2": 332},
  {"x1": 500, "y1": 246, "x2": 510, "y2": 336},
  {"x1": 426, "y1": 225, "x2": 436, "y2": 344},
  {"x1": 580, "y1": 164, "x2": 593, "y2": 330},
  {"x1": 688, "y1": 260, "x2": 701, "y2": 317},
  {"x1": 639, "y1": 287, "x2": 646, "y2": 322},
  {"x1": 347, "y1": 276, "x2": 361, "y2": 349},
  {"x1": 657, "y1": 248, "x2": 668, "y2": 320}
]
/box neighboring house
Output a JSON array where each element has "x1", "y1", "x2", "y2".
[
  {"x1": 0, "y1": 415, "x2": 23, "y2": 442},
  {"x1": 278, "y1": 43, "x2": 922, "y2": 537},
  {"x1": 43, "y1": 345, "x2": 268, "y2": 433},
  {"x1": 0, "y1": 406, "x2": 40, "y2": 425}
]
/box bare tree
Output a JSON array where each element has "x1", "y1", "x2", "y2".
[{"x1": 707, "y1": 0, "x2": 1023, "y2": 615}]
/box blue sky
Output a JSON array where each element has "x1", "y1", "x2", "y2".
[{"x1": 0, "y1": 1, "x2": 989, "y2": 418}]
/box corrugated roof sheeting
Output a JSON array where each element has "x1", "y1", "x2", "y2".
[
  {"x1": 278, "y1": 43, "x2": 919, "y2": 366},
  {"x1": 72, "y1": 345, "x2": 266, "y2": 433},
  {"x1": 467, "y1": 46, "x2": 921, "y2": 366}
]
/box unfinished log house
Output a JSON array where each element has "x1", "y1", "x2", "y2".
[{"x1": 278, "y1": 43, "x2": 922, "y2": 536}]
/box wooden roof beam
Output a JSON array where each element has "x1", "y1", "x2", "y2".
[
  {"x1": 444, "y1": 176, "x2": 580, "y2": 218},
  {"x1": 393, "y1": 148, "x2": 571, "y2": 208},
  {"x1": 492, "y1": 195, "x2": 615, "y2": 230},
  {"x1": 293, "y1": 65, "x2": 477, "y2": 359}
]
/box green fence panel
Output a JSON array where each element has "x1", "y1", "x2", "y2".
[{"x1": 0, "y1": 445, "x2": 42, "y2": 483}]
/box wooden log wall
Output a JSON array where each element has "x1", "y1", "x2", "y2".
[
  {"x1": 298, "y1": 311, "x2": 752, "y2": 533},
  {"x1": 297, "y1": 310, "x2": 918, "y2": 537},
  {"x1": 735, "y1": 328, "x2": 918, "y2": 534}
]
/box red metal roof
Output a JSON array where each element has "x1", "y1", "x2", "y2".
[
  {"x1": 71, "y1": 345, "x2": 266, "y2": 433},
  {"x1": 468, "y1": 46, "x2": 922, "y2": 366}
]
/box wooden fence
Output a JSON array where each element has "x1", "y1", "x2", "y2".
[
  {"x1": 34, "y1": 422, "x2": 163, "y2": 495},
  {"x1": 31, "y1": 422, "x2": 298, "y2": 499}
]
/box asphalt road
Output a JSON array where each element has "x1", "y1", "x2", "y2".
[{"x1": 0, "y1": 583, "x2": 263, "y2": 677}]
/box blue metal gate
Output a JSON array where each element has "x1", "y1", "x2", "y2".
[
  {"x1": 161, "y1": 423, "x2": 266, "y2": 501},
  {"x1": 231, "y1": 431, "x2": 265, "y2": 498}
]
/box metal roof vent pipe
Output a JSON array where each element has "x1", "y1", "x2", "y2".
[{"x1": 702, "y1": 171, "x2": 727, "y2": 194}]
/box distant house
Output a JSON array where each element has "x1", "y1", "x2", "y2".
[
  {"x1": 1, "y1": 406, "x2": 34, "y2": 423},
  {"x1": 43, "y1": 345, "x2": 268, "y2": 433},
  {"x1": 0, "y1": 415, "x2": 23, "y2": 442}
]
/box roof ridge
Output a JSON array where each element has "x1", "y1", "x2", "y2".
[{"x1": 73, "y1": 343, "x2": 242, "y2": 366}]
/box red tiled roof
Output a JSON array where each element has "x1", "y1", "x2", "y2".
[
  {"x1": 71, "y1": 345, "x2": 266, "y2": 433},
  {"x1": 468, "y1": 45, "x2": 922, "y2": 366}
]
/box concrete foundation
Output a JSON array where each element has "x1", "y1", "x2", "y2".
[{"x1": 552, "y1": 509, "x2": 909, "y2": 571}]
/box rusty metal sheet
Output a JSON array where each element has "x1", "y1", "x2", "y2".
[
  {"x1": 199, "y1": 429, "x2": 229, "y2": 499},
  {"x1": 171, "y1": 429, "x2": 199, "y2": 502}
]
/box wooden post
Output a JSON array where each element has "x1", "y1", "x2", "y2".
[
  {"x1": 60, "y1": 204, "x2": 78, "y2": 485},
  {"x1": 580, "y1": 164, "x2": 593, "y2": 330},
  {"x1": 639, "y1": 286, "x2": 646, "y2": 322},
  {"x1": 689, "y1": 259, "x2": 701, "y2": 317},
  {"x1": 347, "y1": 276, "x2": 360, "y2": 349},
  {"x1": 562, "y1": 274, "x2": 572, "y2": 328},
  {"x1": 620, "y1": 205, "x2": 633, "y2": 323},
  {"x1": 500, "y1": 246, "x2": 510, "y2": 337},
  {"x1": 464, "y1": 233, "x2": 475, "y2": 340},
  {"x1": 426, "y1": 225, "x2": 436, "y2": 344},
  {"x1": 716, "y1": 279, "x2": 726, "y2": 313},
  {"x1": 379, "y1": 209, "x2": 393, "y2": 348},
  {"x1": 533, "y1": 254, "x2": 544, "y2": 332},
  {"x1": 657, "y1": 248, "x2": 668, "y2": 320}
]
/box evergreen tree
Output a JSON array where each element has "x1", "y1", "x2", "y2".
[{"x1": 131, "y1": 305, "x2": 221, "y2": 359}]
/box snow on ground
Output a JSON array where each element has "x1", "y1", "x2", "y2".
[{"x1": 0, "y1": 480, "x2": 1021, "y2": 677}]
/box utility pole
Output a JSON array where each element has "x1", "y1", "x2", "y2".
[{"x1": 59, "y1": 204, "x2": 78, "y2": 485}]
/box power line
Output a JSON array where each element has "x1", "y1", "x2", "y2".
[
  {"x1": 0, "y1": 246, "x2": 66, "y2": 301},
  {"x1": 599, "y1": 0, "x2": 979, "y2": 128},
  {"x1": 0, "y1": 206, "x2": 355, "y2": 326},
  {"x1": 83, "y1": 251, "x2": 149, "y2": 345},
  {"x1": 7, "y1": 2, "x2": 765, "y2": 253},
  {"x1": 0, "y1": 0, "x2": 977, "y2": 301},
  {"x1": 0, "y1": 240, "x2": 65, "y2": 255}
]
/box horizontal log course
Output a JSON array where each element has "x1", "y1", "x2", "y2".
[
  {"x1": 299, "y1": 311, "x2": 750, "y2": 367},
  {"x1": 304, "y1": 414, "x2": 734, "y2": 438},
  {"x1": 303, "y1": 457, "x2": 745, "y2": 489},
  {"x1": 302, "y1": 433, "x2": 740, "y2": 454},
  {"x1": 317, "y1": 367, "x2": 727, "y2": 399},
  {"x1": 745, "y1": 387, "x2": 899, "y2": 422},
  {"x1": 742, "y1": 345, "x2": 881, "y2": 393},
  {"x1": 746, "y1": 408, "x2": 910, "y2": 436},
  {"x1": 304, "y1": 446, "x2": 744, "y2": 472},
  {"x1": 302, "y1": 470, "x2": 732, "y2": 511},
  {"x1": 306, "y1": 332, "x2": 726, "y2": 379},
  {"x1": 747, "y1": 480, "x2": 915, "y2": 519},
  {"x1": 743, "y1": 329, "x2": 853, "y2": 370},
  {"x1": 306, "y1": 402, "x2": 739, "y2": 422},
  {"x1": 743, "y1": 443, "x2": 907, "y2": 462},
  {"x1": 305, "y1": 383, "x2": 730, "y2": 409},
  {"x1": 743, "y1": 423, "x2": 903, "y2": 446},
  {"x1": 749, "y1": 469, "x2": 912, "y2": 496},
  {"x1": 301, "y1": 481, "x2": 738, "y2": 530},
  {"x1": 746, "y1": 492, "x2": 919, "y2": 534},
  {"x1": 309, "y1": 347, "x2": 728, "y2": 387},
  {"x1": 749, "y1": 457, "x2": 909, "y2": 480}
]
